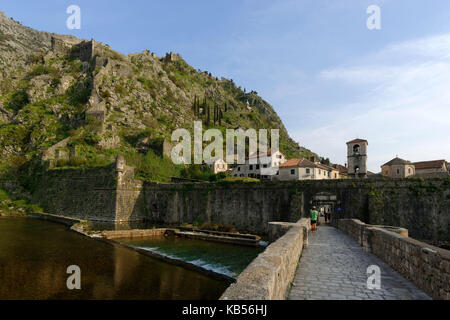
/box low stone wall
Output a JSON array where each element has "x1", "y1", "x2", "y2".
[
  {"x1": 336, "y1": 219, "x2": 450, "y2": 300},
  {"x1": 102, "y1": 228, "x2": 167, "y2": 239},
  {"x1": 220, "y1": 218, "x2": 310, "y2": 300}
]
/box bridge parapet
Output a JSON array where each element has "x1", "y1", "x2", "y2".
[
  {"x1": 220, "y1": 218, "x2": 311, "y2": 300},
  {"x1": 336, "y1": 219, "x2": 449, "y2": 300}
]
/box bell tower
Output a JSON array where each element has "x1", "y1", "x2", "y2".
[{"x1": 346, "y1": 139, "x2": 368, "y2": 178}]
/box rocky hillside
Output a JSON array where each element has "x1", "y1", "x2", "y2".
[{"x1": 0, "y1": 10, "x2": 315, "y2": 185}]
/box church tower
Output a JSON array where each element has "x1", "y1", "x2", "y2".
[{"x1": 346, "y1": 139, "x2": 368, "y2": 178}]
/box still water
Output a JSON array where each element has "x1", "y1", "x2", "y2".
[
  {"x1": 0, "y1": 218, "x2": 228, "y2": 300},
  {"x1": 119, "y1": 236, "x2": 265, "y2": 278}
]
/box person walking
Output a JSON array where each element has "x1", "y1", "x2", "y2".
[{"x1": 310, "y1": 206, "x2": 319, "y2": 233}]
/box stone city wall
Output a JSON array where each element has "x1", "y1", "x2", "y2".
[
  {"x1": 143, "y1": 181, "x2": 302, "y2": 234},
  {"x1": 34, "y1": 161, "x2": 145, "y2": 222},
  {"x1": 33, "y1": 162, "x2": 450, "y2": 241}
]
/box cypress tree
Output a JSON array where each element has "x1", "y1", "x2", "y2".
[{"x1": 193, "y1": 95, "x2": 198, "y2": 116}]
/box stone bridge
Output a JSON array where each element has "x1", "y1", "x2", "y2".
[{"x1": 221, "y1": 218, "x2": 449, "y2": 300}]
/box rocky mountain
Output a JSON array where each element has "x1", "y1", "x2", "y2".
[{"x1": 0, "y1": 10, "x2": 315, "y2": 184}]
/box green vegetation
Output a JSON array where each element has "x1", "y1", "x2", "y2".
[
  {"x1": 5, "y1": 91, "x2": 29, "y2": 112},
  {"x1": 0, "y1": 188, "x2": 43, "y2": 217},
  {"x1": 0, "y1": 29, "x2": 318, "y2": 207},
  {"x1": 126, "y1": 150, "x2": 182, "y2": 182}
]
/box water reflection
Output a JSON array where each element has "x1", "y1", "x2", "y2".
[{"x1": 0, "y1": 218, "x2": 227, "y2": 300}]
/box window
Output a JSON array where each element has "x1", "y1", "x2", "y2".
[
  {"x1": 408, "y1": 168, "x2": 411, "y2": 174},
  {"x1": 353, "y1": 144, "x2": 360, "y2": 153},
  {"x1": 277, "y1": 155, "x2": 282, "y2": 159},
  {"x1": 256, "y1": 164, "x2": 260, "y2": 170},
  {"x1": 276, "y1": 170, "x2": 279, "y2": 175},
  {"x1": 306, "y1": 168, "x2": 310, "y2": 174},
  {"x1": 237, "y1": 166, "x2": 241, "y2": 172},
  {"x1": 263, "y1": 164, "x2": 268, "y2": 168},
  {"x1": 319, "y1": 169, "x2": 321, "y2": 174},
  {"x1": 397, "y1": 169, "x2": 400, "y2": 174},
  {"x1": 291, "y1": 169, "x2": 295, "y2": 175},
  {"x1": 249, "y1": 165, "x2": 253, "y2": 170}
]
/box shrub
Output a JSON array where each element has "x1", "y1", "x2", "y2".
[
  {"x1": 0, "y1": 188, "x2": 10, "y2": 202},
  {"x1": 6, "y1": 91, "x2": 29, "y2": 112},
  {"x1": 132, "y1": 150, "x2": 182, "y2": 182},
  {"x1": 27, "y1": 52, "x2": 44, "y2": 64},
  {"x1": 180, "y1": 164, "x2": 214, "y2": 181},
  {"x1": 66, "y1": 79, "x2": 92, "y2": 106},
  {"x1": 82, "y1": 132, "x2": 101, "y2": 145},
  {"x1": 114, "y1": 83, "x2": 127, "y2": 96}
]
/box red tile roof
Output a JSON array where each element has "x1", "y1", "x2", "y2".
[
  {"x1": 381, "y1": 157, "x2": 412, "y2": 167},
  {"x1": 279, "y1": 158, "x2": 337, "y2": 170},
  {"x1": 346, "y1": 139, "x2": 368, "y2": 145},
  {"x1": 279, "y1": 158, "x2": 315, "y2": 168},
  {"x1": 413, "y1": 160, "x2": 447, "y2": 170},
  {"x1": 332, "y1": 164, "x2": 348, "y2": 175}
]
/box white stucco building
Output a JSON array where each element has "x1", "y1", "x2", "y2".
[
  {"x1": 204, "y1": 158, "x2": 228, "y2": 174},
  {"x1": 231, "y1": 151, "x2": 286, "y2": 180},
  {"x1": 275, "y1": 158, "x2": 341, "y2": 181}
]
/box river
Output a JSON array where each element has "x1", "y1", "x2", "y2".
[{"x1": 0, "y1": 218, "x2": 229, "y2": 299}]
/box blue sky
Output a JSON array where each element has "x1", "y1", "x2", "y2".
[{"x1": 2, "y1": 0, "x2": 450, "y2": 171}]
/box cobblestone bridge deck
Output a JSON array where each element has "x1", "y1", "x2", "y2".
[{"x1": 288, "y1": 224, "x2": 431, "y2": 300}]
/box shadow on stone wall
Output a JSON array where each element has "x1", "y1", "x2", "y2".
[{"x1": 34, "y1": 162, "x2": 450, "y2": 241}]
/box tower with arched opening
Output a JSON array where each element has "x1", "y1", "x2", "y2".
[{"x1": 346, "y1": 139, "x2": 368, "y2": 178}]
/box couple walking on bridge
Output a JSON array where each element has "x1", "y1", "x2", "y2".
[{"x1": 310, "y1": 206, "x2": 332, "y2": 232}]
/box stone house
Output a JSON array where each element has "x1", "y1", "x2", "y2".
[
  {"x1": 332, "y1": 164, "x2": 349, "y2": 179},
  {"x1": 319, "y1": 163, "x2": 341, "y2": 179},
  {"x1": 232, "y1": 151, "x2": 286, "y2": 180},
  {"x1": 204, "y1": 158, "x2": 228, "y2": 174},
  {"x1": 381, "y1": 157, "x2": 416, "y2": 179},
  {"x1": 413, "y1": 160, "x2": 449, "y2": 178},
  {"x1": 382, "y1": 158, "x2": 449, "y2": 179}
]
